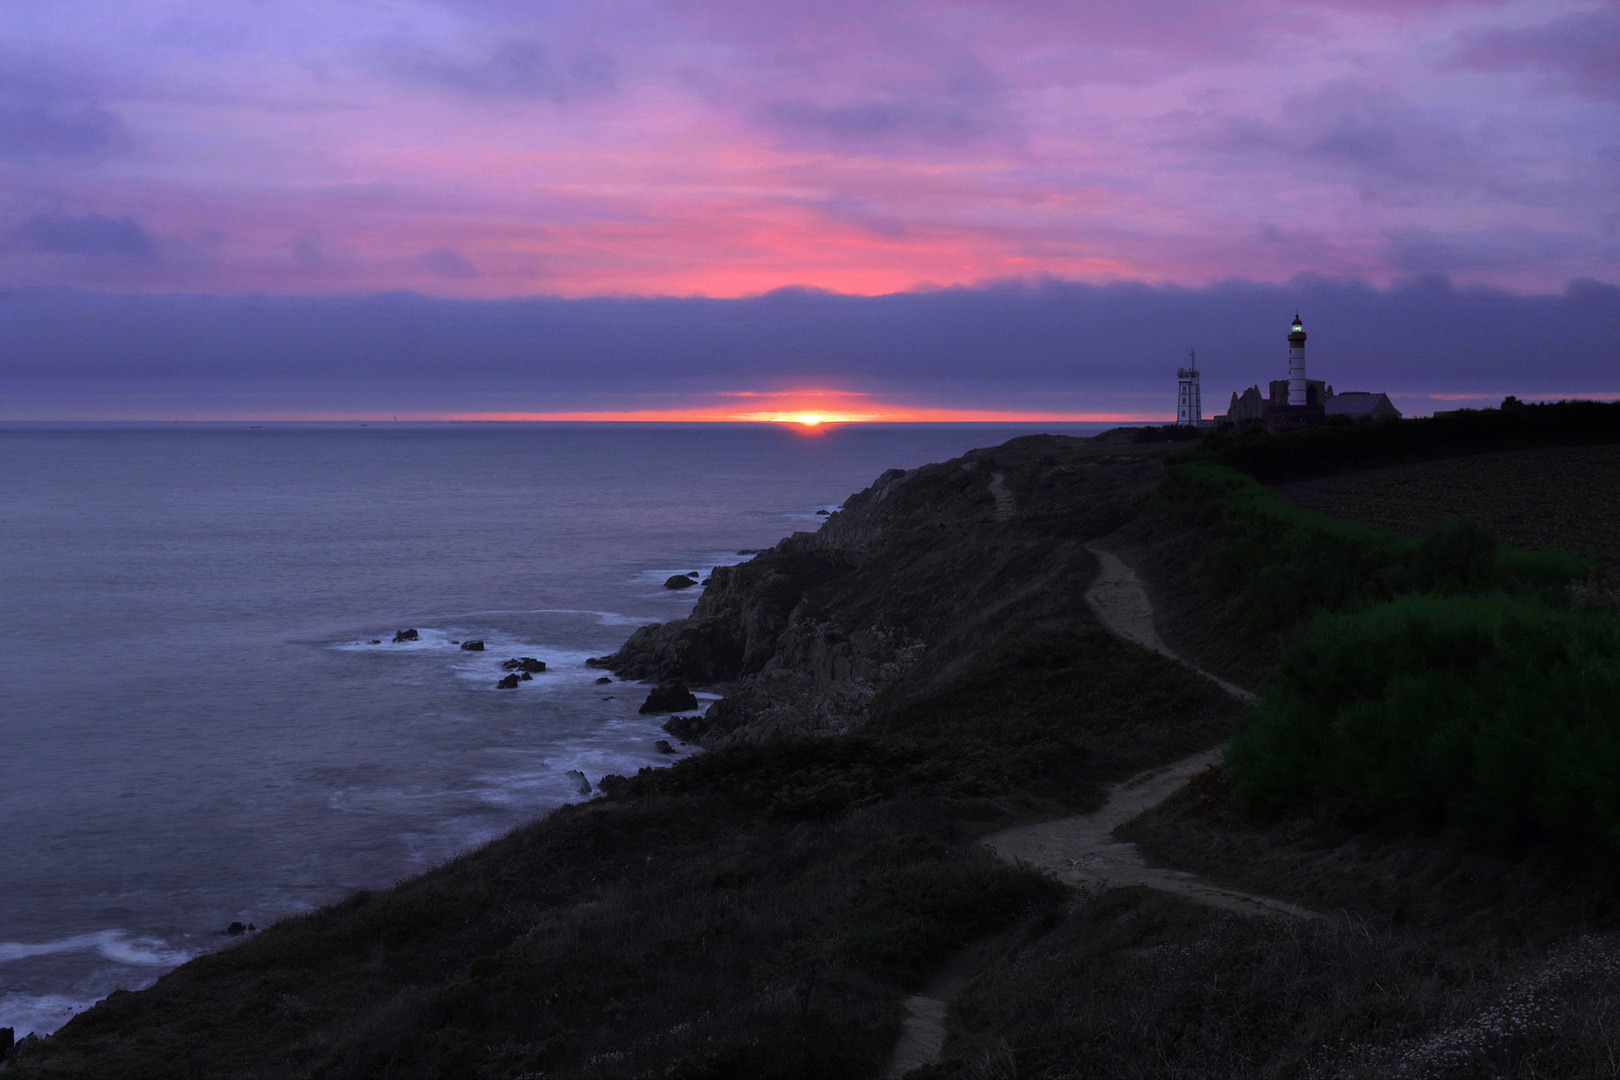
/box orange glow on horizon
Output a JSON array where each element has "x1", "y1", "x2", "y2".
[
  {"x1": 438, "y1": 407, "x2": 1158, "y2": 424},
  {"x1": 429, "y1": 385, "x2": 1163, "y2": 425},
  {"x1": 94, "y1": 388, "x2": 1166, "y2": 425}
]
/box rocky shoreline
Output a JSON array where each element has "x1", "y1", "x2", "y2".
[{"x1": 590, "y1": 432, "x2": 1172, "y2": 749}]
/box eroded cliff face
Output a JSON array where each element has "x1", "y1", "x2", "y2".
[{"x1": 596, "y1": 433, "x2": 1174, "y2": 745}]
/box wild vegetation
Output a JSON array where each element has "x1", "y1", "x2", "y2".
[
  {"x1": 1150, "y1": 433, "x2": 1620, "y2": 874},
  {"x1": 919, "y1": 413, "x2": 1620, "y2": 1079},
  {"x1": 6, "y1": 627, "x2": 1237, "y2": 1079},
  {"x1": 13, "y1": 416, "x2": 1620, "y2": 1079},
  {"x1": 1182, "y1": 398, "x2": 1620, "y2": 483},
  {"x1": 1230, "y1": 596, "x2": 1620, "y2": 867},
  {"x1": 1155, "y1": 459, "x2": 1590, "y2": 629},
  {"x1": 1278, "y1": 444, "x2": 1620, "y2": 569}
]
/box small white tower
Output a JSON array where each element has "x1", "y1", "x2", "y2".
[
  {"x1": 1287, "y1": 314, "x2": 1308, "y2": 406},
  {"x1": 1176, "y1": 349, "x2": 1201, "y2": 426}
]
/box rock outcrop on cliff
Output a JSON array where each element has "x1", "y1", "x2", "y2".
[{"x1": 596, "y1": 433, "x2": 1173, "y2": 746}]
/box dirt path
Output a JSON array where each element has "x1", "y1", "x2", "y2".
[
  {"x1": 987, "y1": 542, "x2": 1297, "y2": 916},
  {"x1": 984, "y1": 747, "x2": 1319, "y2": 920},
  {"x1": 886, "y1": 544, "x2": 1310, "y2": 1077},
  {"x1": 1082, "y1": 544, "x2": 1254, "y2": 701},
  {"x1": 986, "y1": 472, "x2": 1015, "y2": 521}
]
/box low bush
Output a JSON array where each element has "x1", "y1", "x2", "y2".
[
  {"x1": 835, "y1": 849, "x2": 1063, "y2": 986},
  {"x1": 1157, "y1": 460, "x2": 1590, "y2": 628},
  {"x1": 11, "y1": 629, "x2": 1237, "y2": 1080},
  {"x1": 1228, "y1": 596, "x2": 1620, "y2": 866},
  {"x1": 1177, "y1": 399, "x2": 1620, "y2": 484}
]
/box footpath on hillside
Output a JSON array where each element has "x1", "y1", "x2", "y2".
[{"x1": 887, "y1": 536, "x2": 1313, "y2": 1078}]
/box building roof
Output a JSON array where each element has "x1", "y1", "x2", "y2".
[{"x1": 1325, "y1": 392, "x2": 1400, "y2": 418}]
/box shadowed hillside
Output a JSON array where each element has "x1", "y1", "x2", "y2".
[{"x1": 11, "y1": 418, "x2": 1620, "y2": 1080}]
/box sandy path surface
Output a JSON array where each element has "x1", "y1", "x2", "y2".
[
  {"x1": 886, "y1": 544, "x2": 1309, "y2": 1076},
  {"x1": 1083, "y1": 544, "x2": 1255, "y2": 701},
  {"x1": 986, "y1": 472, "x2": 1015, "y2": 521},
  {"x1": 984, "y1": 747, "x2": 1319, "y2": 920},
  {"x1": 985, "y1": 543, "x2": 1295, "y2": 917},
  {"x1": 887, "y1": 995, "x2": 949, "y2": 1077},
  {"x1": 989, "y1": 543, "x2": 1314, "y2": 915}
]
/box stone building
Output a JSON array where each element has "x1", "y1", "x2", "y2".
[{"x1": 1205, "y1": 315, "x2": 1401, "y2": 431}]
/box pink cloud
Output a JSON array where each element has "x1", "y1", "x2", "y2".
[{"x1": 0, "y1": 0, "x2": 1609, "y2": 297}]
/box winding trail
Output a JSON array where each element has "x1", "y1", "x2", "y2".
[
  {"x1": 986, "y1": 542, "x2": 1287, "y2": 913},
  {"x1": 986, "y1": 472, "x2": 1016, "y2": 521},
  {"x1": 885, "y1": 543, "x2": 1312, "y2": 1078},
  {"x1": 1082, "y1": 544, "x2": 1255, "y2": 702}
]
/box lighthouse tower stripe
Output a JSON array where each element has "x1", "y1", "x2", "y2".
[{"x1": 1287, "y1": 314, "x2": 1307, "y2": 407}]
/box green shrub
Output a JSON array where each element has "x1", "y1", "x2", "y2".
[
  {"x1": 1157, "y1": 461, "x2": 1589, "y2": 627},
  {"x1": 1228, "y1": 596, "x2": 1620, "y2": 865},
  {"x1": 1176, "y1": 399, "x2": 1620, "y2": 483}
]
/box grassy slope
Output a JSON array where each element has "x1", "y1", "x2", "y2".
[
  {"x1": 1276, "y1": 444, "x2": 1620, "y2": 569},
  {"x1": 921, "y1": 434, "x2": 1620, "y2": 1080},
  {"x1": 8, "y1": 628, "x2": 1238, "y2": 1080},
  {"x1": 21, "y1": 418, "x2": 1620, "y2": 1079}
]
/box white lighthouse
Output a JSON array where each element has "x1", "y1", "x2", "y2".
[
  {"x1": 1176, "y1": 349, "x2": 1202, "y2": 425},
  {"x1": 1287, "y1": 314, "x2": 1308, "y2": 406}
]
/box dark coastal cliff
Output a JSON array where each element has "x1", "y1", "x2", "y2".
[
  {"x1": 16, "y1": 415, "x2": 1618, "y2": 1080},
  {"x1": 5, "y1": 429, "x2": 1243, "y2": 1080},
  {"x1": 599, "y1": 433, "x2": 1168, "y2": 744}
]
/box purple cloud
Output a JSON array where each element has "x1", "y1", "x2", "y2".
[
  {"x1": 762, "y1": 65, "x2": 1011, "y2": 150},
  {"x1": 0, "y1": 0, "x2": 1609, "y2": 296},
  {"x1": 380, "y1": 38, "x2": 616, "y2": 102},
  {"x1": 1383, "y1": 227, "x2": 1615, "y2": 278},
  {"x1": 0, "y1": 276, "x2": 1613, "y2": 420},
  {"x1": 0, "y1": 59, "x2": 126, "y2": 160},
  {"x1": 1451, "y1": 9, "x2": 1620, "y2": 100},
  {"x1": 9, "y1": 213, "x2": 154, "y2": 257},
  {"x1": 418, "y1": 247, "x2": 480, "y2": 278}
]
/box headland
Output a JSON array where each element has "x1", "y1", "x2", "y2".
[{"x1": 8, "y1": 401, "x2": 1620, "y2": 1079}]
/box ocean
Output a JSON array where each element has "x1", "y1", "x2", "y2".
[{"x1": 0, "y1": 420, "x2": 1108, "y2": 1036}]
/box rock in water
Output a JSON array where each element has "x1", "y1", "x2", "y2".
[
  {"x1": 595, "y1": 676, "x2": 612, "y2": 684},
  {"x1": 225, "y1": 922, "x2": 246, "y2": 936},
  {"x1": 501, "y1": 657, "x2": 546, "y2": 673},
  {"x1": 566, "y1": 769, "x2": 591, "y2": 796},
  {"x1": 460, "y1": 640, "x2": 485, "y2": 651},
  {"x1": 655, "y1": 739, "x2": 675, "y2": 754},
  {"x1": 496, "y1": 674, "x2": 521, "y2": 689},
  {"x1": 392, "y1": 629, "x2": 418, "y2": 643},
  {"x1": 639, "y1": 683, "x2": 699, "y2": 714},
  {"x1": 663, "y1": 575, "x2": 697, "y2": 589},
  {"x1": 662, "y1": 714, "x2": 709, "y2": 743}
]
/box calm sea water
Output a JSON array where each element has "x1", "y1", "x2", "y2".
[{"x1": 0, "y1": 420, "x2": 1107, "y2": 1035}]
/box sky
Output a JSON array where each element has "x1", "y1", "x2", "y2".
[{"x1": 0, "y1": 0, "x2": 1616, "y2": 420}]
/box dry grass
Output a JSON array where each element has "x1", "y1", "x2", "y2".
[
  {"x1": 923, "y1": 872, "x2": 1620, "y2": 1079},
  {"x1": 1276, "y1": 445, "x2": 1620, "y2": 569}
]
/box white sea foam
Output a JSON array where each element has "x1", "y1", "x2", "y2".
[
  {"x1": 0, "y1": 991, "x2": 99, "y2": 1038},
  {"x1": 450, "y1": 641, "x2": 615, "y2": 691},
  {"x1": 414, "y1": 608, "x2": 652, "y2": 627},
  {"x1": 331, "y1": 626, "x2": 463, "y2": 652},
  {"x1": 0, "y1": 930, "x2": 193, "y2": 968}
]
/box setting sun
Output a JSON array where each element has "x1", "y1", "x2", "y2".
[{"x1": 793, "y1": 414, "x2": 825, "y2": 427}]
